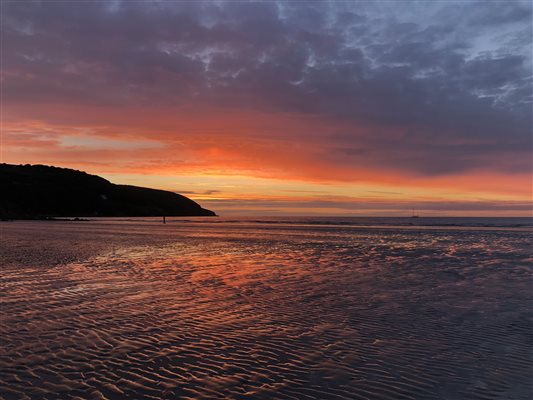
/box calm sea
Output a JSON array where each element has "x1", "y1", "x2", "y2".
[{"x1": 88, "y1": 215, "x2": 533, "y2": 229}]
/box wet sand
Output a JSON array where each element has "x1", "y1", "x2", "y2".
[{"x1": 1, "y1": 220, "x2": 532, "y2": 399}]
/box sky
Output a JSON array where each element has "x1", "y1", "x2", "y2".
[{"x1": 1, "y1": 0, "x2": 532, "y2": 216}]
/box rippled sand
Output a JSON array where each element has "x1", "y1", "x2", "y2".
[{"x1": 1, "y1": 220, "x2": 532, "y2": 399}]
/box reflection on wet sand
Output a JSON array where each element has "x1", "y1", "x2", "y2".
[{"x1": 1, "y1": 220, "x2": 532, "y2": 399}]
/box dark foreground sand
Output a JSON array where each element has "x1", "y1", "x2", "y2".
[{"x1": 1, "y1": 220, "x2": 532, "y2": 399}]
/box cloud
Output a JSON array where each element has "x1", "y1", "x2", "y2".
[
  {"x1": 179, "y1": 190, "x2": 222, "y2": 196},
  {"x1": 1, "y1": 0, "x2": 531, "y2": 183},
  {"x1": 199, "y1": 196, "x2": 532, "y2": 217}
]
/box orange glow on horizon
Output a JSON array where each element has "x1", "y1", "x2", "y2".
[{"x1": 2, "y1": 104, "x2": 531, "y2": 217}]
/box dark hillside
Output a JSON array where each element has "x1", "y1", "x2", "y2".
[{"x1": 0, "y1": 164, "x2": 216, "y2": 219}]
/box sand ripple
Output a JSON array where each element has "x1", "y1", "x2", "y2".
[{"x1": 1, "y1": 221, "x2": 532, "y2": 399}]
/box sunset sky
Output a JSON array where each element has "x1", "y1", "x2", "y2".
[{"x1": 1, "y1": 1, "x2": 531, "y2": 216}]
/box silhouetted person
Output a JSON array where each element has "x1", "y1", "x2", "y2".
[{"x1": 163, "y1": 216, "x2": 166, "y2": 224}]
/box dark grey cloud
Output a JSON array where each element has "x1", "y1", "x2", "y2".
[{"x1": 2, "y1": 0, "x2": 531, "y2": 176}]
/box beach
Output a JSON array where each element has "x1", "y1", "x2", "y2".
[{"x1": 1, "y1": 218, "x2": 532, "y2": 399}]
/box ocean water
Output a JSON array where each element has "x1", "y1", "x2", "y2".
[{"x1": 1, "y1": 217, "x2": 532, "y2": 399}]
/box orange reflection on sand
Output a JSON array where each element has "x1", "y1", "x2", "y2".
[{"x1": 2, "y1": 220, "x2": 532, "y2": 398}]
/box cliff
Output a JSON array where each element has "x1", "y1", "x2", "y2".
[{"x1": 0, "y1": 164, "x2": 216, "y2": 219}]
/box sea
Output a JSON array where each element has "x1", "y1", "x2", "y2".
[{"x1": 1, "y1": 216, "x2": 532, "y2": 399}]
